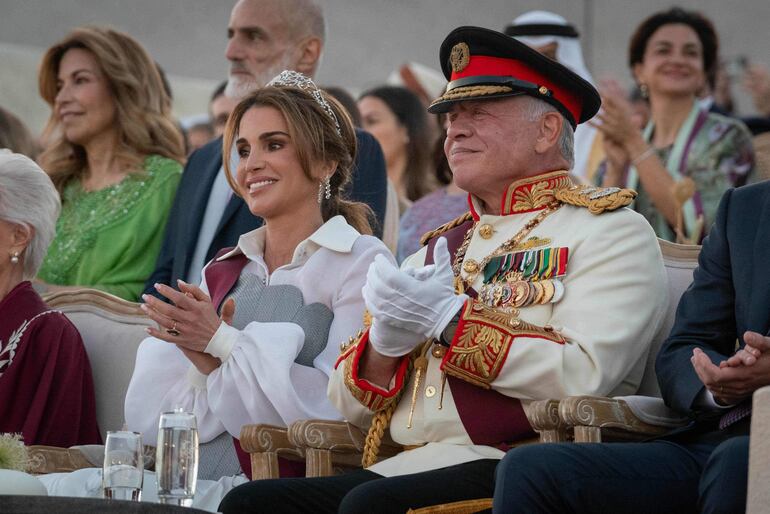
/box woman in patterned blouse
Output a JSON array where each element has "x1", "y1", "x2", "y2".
[{"x1": 595, "y1": 8, "x2": 754, "y2": 243}]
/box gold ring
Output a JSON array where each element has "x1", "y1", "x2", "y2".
[{"x1": 166, "y1": 319, "x2": 181, "y2": 337}]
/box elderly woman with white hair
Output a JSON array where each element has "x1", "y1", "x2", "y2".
[{"x1": 0, "y1": 150, "x2": 100, "y2": 446}]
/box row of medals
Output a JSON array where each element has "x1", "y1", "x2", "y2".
[{"x1": 478, "y1": 271, "x2": 564, "y2": 310}]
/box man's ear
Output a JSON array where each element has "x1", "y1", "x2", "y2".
[
  {"x1": 534, "y1": 111, "x2": 562, "y2": 154},
  {"x1": 293, "y1": 37, "x2": 323, "y2": 76}
]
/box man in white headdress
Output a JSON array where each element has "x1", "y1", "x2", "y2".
[{"x1": 505, "y1": 10, "x2": 603, "y2": 182}]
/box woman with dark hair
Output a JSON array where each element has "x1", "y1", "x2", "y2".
[
  {"x1": 358, "y1": 85, "x2": 436, "y2": 212},
  {"x1": 596, "y1": 7, "x2": 754, "y2": 243},
  {"x1": 395, "y1": 130, "x2": 468, "y2": 263}
]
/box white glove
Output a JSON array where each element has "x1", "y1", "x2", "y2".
[{"x1": 364, "y1": 238, "x2": 468, "y2": 357}]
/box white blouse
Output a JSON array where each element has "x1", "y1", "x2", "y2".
[{"x1": 125, "y1": 216, "x2": 393, "y2": 443}]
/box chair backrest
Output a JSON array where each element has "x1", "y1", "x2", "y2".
[
  {"x1": 43, "y1": 289, "x2": 152, "y2": 439},
  {"x1": 635, "y1": 239, "x2": 701, "y2": 397}
]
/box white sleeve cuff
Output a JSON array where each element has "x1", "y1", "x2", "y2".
[
  {"x1": 204, "y1": 322, "x2": 240, "y2": 361},
  {"x1": 695, "y1": 387, "x2": 735, "y2": 410},
  {"x1": 186, "y1": 366, "x2": 208, "y2": 390}
]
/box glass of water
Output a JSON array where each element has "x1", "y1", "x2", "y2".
[
  {"x1": 156, "y1": 409, "x2": 199, "y2": 507},
  {"x1": 103, "y1": 431, "x2": 143, "y2": 501}
]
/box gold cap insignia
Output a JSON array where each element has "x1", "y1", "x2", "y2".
[
  {"x1": 538, "y1": 86, "x2": 549, "y2": 95},
  {"x1": 450, "y1": 42, "x2": 470, "y2": 73}
]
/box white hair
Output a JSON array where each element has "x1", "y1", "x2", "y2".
[
  {"x1": 522, "y1": 97, "x2": 575, "y2": 170},
  {"x1": 0, "y1": 150, "x2": 61, "y2": 279}
]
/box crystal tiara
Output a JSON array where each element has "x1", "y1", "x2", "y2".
[{"x1": 268, "y1": 70, "x2": 342, "y2": 136}]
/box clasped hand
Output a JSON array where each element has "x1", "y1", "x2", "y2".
[
  {"x1": 691, "y1": 331, "x2": 770, "y2": 405},
  {"x1": 141, "y1": 280, "x2": 236, "y2": 374},
  {"x1": 363, "y1": 238, "x2": 468, "y2": 357}
]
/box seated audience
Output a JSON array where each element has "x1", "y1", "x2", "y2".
[
  {"x1": 396, "y1": 131, "x2": 467, "y2": 263},
  {"x1": 324, "y1": 86, "x2": 362, "y2": 127},
  {"x1": 183, "y1": 114, "x2": 215, "y2": 153},
  {"x1": 359, "y1": 85, "x2": 436, "y2": 213},
  {"x1": 596, "y1": 8, "x2": 754, "y2": 243},
  {"x1": 210, "y1": 80, "x2": 238, "y2": 138},
  {"x1": 505, "y1": 10, "x2": 602, "y2": 182},
  {"x1": 0, "y1": 106, "x2": 40, "y2": 159},
  {"x1": 35, "y1": 26, "x2": 184, "y2": 301},
  {"x1": 495, "y1": 180, "x2": 770, "y2": 513},
  {"x1": 0, "y1": 150, "x2": 100, "y2": 447},
  {"x1": 219, "y1": 26, "x2": 667, "y2": 513}
]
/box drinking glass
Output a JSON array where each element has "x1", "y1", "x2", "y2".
[
  {"x1": 156, "y1": 409, "x2": 199, "y2": 507},
  {"x1": 102, "y1": 431, "x2": 143, "y2": 501}
]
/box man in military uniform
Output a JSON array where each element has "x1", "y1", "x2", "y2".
[{"x1": 220, "y1": 26, "x2": 667, "y2": 513}]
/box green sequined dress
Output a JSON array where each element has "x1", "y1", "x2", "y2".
[{"x1": 38, "y1": 155, "x2": 182, "y2": 301}]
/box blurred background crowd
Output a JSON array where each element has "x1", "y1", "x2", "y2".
[{"x1": 1, "y1": 0, "x2": 770, "y2": 303}]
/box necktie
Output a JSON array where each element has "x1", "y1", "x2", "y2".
[{"x1": 719, "y1": 399, "x2": 752, "y2": 430}]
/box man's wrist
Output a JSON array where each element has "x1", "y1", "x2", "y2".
[{"x1": 438, "y1": 307, "x2": 463, "y2": 347}]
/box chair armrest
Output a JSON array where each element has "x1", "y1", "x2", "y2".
[
  {"x1": 288, "y1": 419, "x2": 401, "y2": 477},
  {"x1": 27, "y1": 446, "x2": 93, "y2": 474},
  {"x1": 748, "y1": 386, "x2": 770, "y2": 513},
  {"x1": 559, "y1": 396, "x2": 671, "y2": 442},
  {"x1": 239, "y1": 424, "x2": 303, "y2": 480},
  {"x1": 526, "y1": 399, "x2": 569, "y2": 442}
]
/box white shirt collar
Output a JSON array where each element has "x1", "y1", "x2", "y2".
[{"x1": 216, "y1": 215, "x2": 360, "y2": 264}]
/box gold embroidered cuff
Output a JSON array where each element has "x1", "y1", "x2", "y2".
[
  {"x1": 336, "y1": 329, "x2": 410, "y2": 412},
  {"x1": 440, "y1": 299, "x2": 566, "y2": 388}
]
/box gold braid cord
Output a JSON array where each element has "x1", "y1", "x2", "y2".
[
  {"x1": 361, "y1": 349, "x2": 417, "y2": 468},
  {"x1": 420, "y1": 212, "x2": 473, "y2": 246},
  {"x1": 431, "y1": 85, "x2": 513, "y2": 105},
  {"x1": 362, "y1": 399, "x2": 398, "y2": 468},
  {"x1": 554, "y1": 184, "x2": 637, "y2": 215}
]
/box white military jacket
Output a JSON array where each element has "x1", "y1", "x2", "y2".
[{"x1": 328, "y1": 170, "x2": 668, "y2": 477}]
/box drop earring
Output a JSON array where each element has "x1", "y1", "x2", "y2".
[
  {"x1": 324, "y1": 175, "x2": 331, "y2": 200},
  {"x1": 10, "y1": 252, "x2": 19, "y2": 264}
]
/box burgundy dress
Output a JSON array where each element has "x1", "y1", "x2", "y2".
[{"x1": 0, "y1": 281, "x2": 101, "y2": 446}]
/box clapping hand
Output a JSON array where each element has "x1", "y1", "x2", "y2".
[
  {"x1": 141, "y1": 280, "x2": 236, "y2": 374},
  {"x1": 363, "y1": 238, "x2": 467, "y2": 357},
  {"x1": 691, "y1": 331, "x2": 770, "y2": 405}
]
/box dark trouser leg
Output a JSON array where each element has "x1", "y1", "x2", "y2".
[
  {"x1": 698, "y1": 436, "x2": 749, "y2": 514},
  {"x1": 493, "y1": 441, "x2": 716, "y2": 514},
  {"x1": 218, "y1": 468, "x2": 380, "y2": 514},
  {"x1": 338, "y1": 459, "x2": 497, "y2": 514}
]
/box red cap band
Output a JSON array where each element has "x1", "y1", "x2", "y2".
[{"x1": 451, "y1": 55, "x2": 582, "y2": 123}]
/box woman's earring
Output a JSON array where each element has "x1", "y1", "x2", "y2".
[
  {"x1": 324, "y1": 175, "x2": 331, "y2": 200},
  {"x1": 10, "y1": 252, "x2": 19, "y2": 264},
  {"x1": 639, "y1": 83, "x2": 649, "y2": 98}
]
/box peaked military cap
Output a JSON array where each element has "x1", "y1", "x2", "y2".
[{"x1": 428, "y1": 26, "x2": 601, "y2": 128}]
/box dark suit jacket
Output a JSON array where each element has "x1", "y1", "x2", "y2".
[
  {"x1": 656, "y1": 181, "x2": 770, "y2": 416},
  {"x1": 144, "y1": 129, "x2": 387, "y2": 297}
]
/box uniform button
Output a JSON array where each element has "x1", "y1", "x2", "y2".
[
  {"x1": 463, "y1": 259, "x2": 479, "y2": 273},
  {"x1": 478, "y1": 224, "x2": 494, "y2": 239},
  {"x1": 425, "y1": 386, "x2": 437, "y2": 398},
  {"x1": 431, "y1": 345, "x2": 447, "y2": 358}
]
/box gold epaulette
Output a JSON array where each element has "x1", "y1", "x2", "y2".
[
  {"x1": 554, "y1": 184, "x2": 637, "y2": 215},
  {"x1": 419, "y1": 212, "x2": 473, "y2": 246}
]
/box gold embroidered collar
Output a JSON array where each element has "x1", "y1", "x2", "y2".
[{"x1": 469, "y1": 170, "x2": 572, "y2": 220}]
